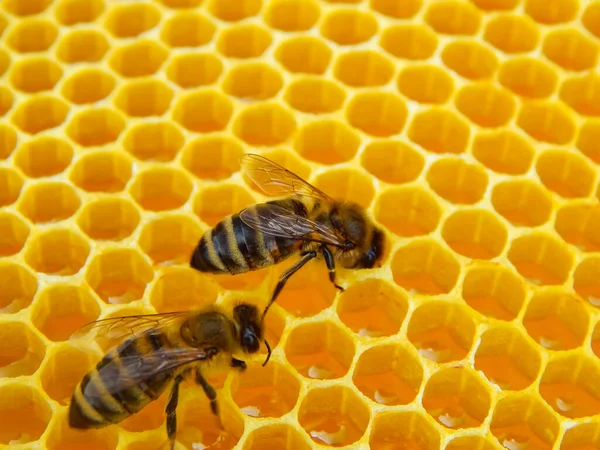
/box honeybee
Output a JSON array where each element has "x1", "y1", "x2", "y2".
[
  {"x1": 68, "y1": 303, "x2": 270, "y2": 450},
  {"x1": 191, "y1": 154, "x2": 386, "y2": 319}
]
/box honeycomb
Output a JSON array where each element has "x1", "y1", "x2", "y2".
[{"x1": 1, "y1": 0, "x2": 600, "y2": 449}]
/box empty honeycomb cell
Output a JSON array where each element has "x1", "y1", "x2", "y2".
[
  {"x1": 346, "y1": 91, "x2": 407, "y2": 137},
  {"x1": 427, "y1": 158, "x2": 487, "y2": 204},
  {"x1": 370, "y1": 411, "x2": 440, "y2": 450},
  {"x1": 337, "y1": 278, "x2": 408, "y2": 337},
  {"x1": 223, "y1": 62, "x2": 283, "y2": 100},
  {"x1": 462, "y1": 263, "x2": 526, "y2": 321},
  {"x1": 66, "y1": 108, "x2": 125, "y2": 147},
  {"x1": 77, "y1": 197, "x2": 140, "y2": 241},
  {"x1": 2, "y1": 0, "x2": 51, "y2": 15},
  {"x1": 86, "y1": 248, "x2": 153, "y2": 304},
  {"x1": 0, "y1": 86, "x2": 13, "y2": 116},
  {"x1": 275, "y1": 36, "x2": 332, "y2": 74},
  {"x1": 425, "y1": 1, "x2": 482, "y2": 35},
  {"x1": 56, "y1": 0, "x2": 103, "y2": 25},
  {"x1": 574, "y1": 257, "x2": 600, "y2": 308},
  {"x1": 173, "y1": 90, "x2": 233, "y2": 133},
  {"x1": 361, "y1": 140, "x2": 424, "y2": 185},
  {"x1": 409, "y1": 109, "x2": 470, "y2": 155},
  {"x1": 313, "y1": 168, "x2": 375, "y2": 209},
  {"x1": 578, "y1": 120, "x2": 600, "y2": 164},
  {"x1": 499, "y1": 57, "x2": 557, "y2": 99},
  {"x1": 149, "y1": 267, "x2": 220, "y2": 313},
  {"x1": 129, "y1": 167, "x2": 192, "y2": 212},
  {"x1": 471, "y1": 0, "x2": 519, "y2": 11},
  {"x1": 0, "y1": 212, "x2": 29, "y2": 257},
  {"x1": 583, "y1": 2, "x2": 600, "y2": 39},
  {"x1": 320, "y1": 9, "x2": 377, "y2": 46},
  {"x1": 5, "y1": 18, "x2": 57, "y2": 53},
  {"x1": 166, "y1": 53, "x2": 223, "y2": 89},
  {"x1": 0, "y1": 124, "x2": 16, "y2": 159},
  {"x1": 442, "y1": 209, "x2": 508, "y2": 259},
  {"x1": 525, "y1": 0, "x2": 578, "y2": 24},
  {"x1": 472, "y1": 130, "x2": 535, "y2": 175},
  {"x1": 537, "y1": 149, "x2": 596, "y2": 198},
  {"x1": 18, "y1": 181, "x2": 80, "y2": 224},
  {"x1": 518, "y1": 102, "x2": 576, "y2": 145},
  {"x1": 285, "y1": 321, "x2": 354, "y2": 379},
  {"x1": 159, "y1": 0, "x2": 202, "y2": 7},
  {"x1": 441, "y1": 41, "x2": 499, "y2": 81},
  {"x1": 45, "y1": 409, "x2": 119, "y2": 450},
  {"x1": 0, "y1": 383, "x2": 52, "y2": 445},
  {"x1": 56, "y1": 29, "x2": 109, "y2": 63},
  {"x1": 161, "y1": 12, "x2": 215, "y2": 48},
  {"x1": 556, "y1": 203, "x2": 600, "y2": 252},
  {"x1": 458, "y1": 82, "x2": 517, "y2": 127},
  {"x1": 123, "y1": 122, "x2": 184, "y2": 162},
  {"x1": 0, "y1": 320, "x2": 44, "y2": 377},
  {"x1": 561, "y1": 422, "x2": 600, "y2": 450},
  {"x1": 484, "y1": 14, "x2": 539, "y2": 54},
  {"x1": 397, "y1": 65, "x2": 453, "y2": 104},
  {"x1": 298, "y1": 384, "x2": 369, "y2": 446},
  {"x1": 139, "y1": 215, "x2": 201, "y2": 265},
  {"x1": 181, "y1": 136, "x2": 243, "y2": 181},
  {"x1": 0, "y1": 167, "x2": 23, "y2": 207},
  {"x1": 104, "y1": 2, "x2": 160, "y2": 38},
  {"x1": 407, "y1": 301, "x2": 475, "y2": 363},
  {"x1": 544, "y1": 29, "x2": 598, "y2": 72},
  {"x1": 370, "y1": 0, "x2": 422, "y2": 18},
  {"x1": 392, "y1": 239, "x2": 461, "y2": 295},
  {"x1": 294, "y1": 120, "x2": 359, "y2": 164},
  {"x1": 234, "y1": 103, "x2": 296, "y2": 146},
  {"x1": 25, "y1": 228, "x2": 90, "y2": 275},
  {"x1": 285, "y1": 77, "x2": 345, "y2": 114},
  {"x1": 217, "y1": 24, "x2": 272, "y2": 59},
  {"x1": 353, "y1": 344, "x2": 422, "y2": 405},
  {"x1": 380, "y1": 24, "x2": 438, "y2": 60},
  {"x1": 70, "y1": 151, "x2": 132, "y2": 193},
  {"x1": 193, "y1": 183, "x2": 255, "y2": 227},
  {"x1": 61, "y1": 68, "x2": 116, "y2": 105},
  {"x1": 0, "y1": 261, "x2": 37, "y2": 313},
  {"x1": 243, "y1": 424, "x2": 311, "y2": 450},
  {"x1": 523, "y1": 289, "x2": 588, "y2": 350},
  {"x1": 334, "y1": 50, "x2": 394, "y2": 88},
  {"x1": 108, "y1": 40, "x2": 168, "y2": 77},
  {"x1": 208, "y1": 0, "x2": 261, "y2": 21},
  {"x1": 446, "y1": 435, "x2": 499, "y2": 450},
  {"x1": 375, "y1": 186, "x2": 441, "y2": 237},
  {"x1": 9, "y1": 57, "x2": 62, "y2": 94},
  {"x1": 11, "y1": 95, "x2": 69, "y2": 135},
  {"x1": 560, "y1": 73, "x2": 600, "y2": 117},
  {"x1": 114, "y1": 79, "x2": 174, "y2": 117},
  {"x1": 231, "y1": 361, "x2": 300, "y2": 418},
  {"x1": 264, "y1": 0, "x2": 320, "y2": 32},
  {"x1": 474, "y1": 324, "x2": 541, "y2": 390}
]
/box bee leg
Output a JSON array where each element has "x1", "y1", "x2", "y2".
[
  {"x1": 321, "y1": 245, "x2": 345, "y2": 293},
  {"x1": 195, "y1": 369, "x2": 219, "y2": 417},
  {"x1": 230, "y1": 357, "x2": 247, "y2": 371},
  {"x1": 166, "y1": 375, "x2": 184, "y2": 450}
]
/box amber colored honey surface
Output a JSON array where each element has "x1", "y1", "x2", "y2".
[{"x1": 1, "y1": 0, "x2": 600, "y2": 449}]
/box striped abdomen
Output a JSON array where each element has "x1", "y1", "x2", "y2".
[
  {"x1": 69, "y1": 331, "x2": 175, "y2": 429},
  {"x1": 190, "y1": 200, "x2": 304, "y2": 275}
]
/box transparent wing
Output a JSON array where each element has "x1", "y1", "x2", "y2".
[{"x1": 241, "y1": 154, "x2": 332, "y2": 200}]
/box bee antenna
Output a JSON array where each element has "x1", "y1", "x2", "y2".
[{"x1": 262, "y1": 339, "x2": 271, "y2": 366}]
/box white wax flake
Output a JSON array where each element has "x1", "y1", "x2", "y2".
[
  {"x1": 310, "y1": 426, "x2": 346, "y2": 446},
  {"x1": 308, "y1": 365, "x2": 333, "y2": 379},
  {"x1": 418, "y1": 348, "x2": 443, "y2": 362},
  {"x1": 374, "y1": 390, "x2": 397, "y2": 405},
  {"x1": 503, "y1": 439, "x2": 528, "y2": 450},
  {"x1": 589, "y1": 296, "x2": 600, "y2": 307},
  {"x1": 438, "y1": 413, "x2": 463, "y2": 428},
  {"x1": 358, "y1": 328, "x2": 379, "y2": 337},
  {"x1": 556, "y1": 398, "x2": 573, "y2": 412},
  {"x1": 241, "y1": 406, "x2": 261, "y2": 417},
  {"x1": 192, "y1": 443, "x2": 207, "y2": 450},
  {"x1": 540, "y1": 337, "x2": 558, "y2": 349}
]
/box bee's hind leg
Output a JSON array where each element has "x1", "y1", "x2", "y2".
[
  {"x1": 195, "y1": 369, "x2": 219, "y2": 417},
  {"x1": 166, "y1": 375, "x2": 184, "y2": 450},
  {"x1": 321, "y1": 245, "x2": 345, "y2": 293}
]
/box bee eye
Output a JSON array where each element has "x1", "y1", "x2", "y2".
[
  {"x1": 344, "y1": 240, "x2": 355, "y2": 251},
  {"x1": 242, "y1": 331, "x2": 259, "y2": 353}
]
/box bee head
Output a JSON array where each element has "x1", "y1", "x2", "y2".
[
  {"x1": 353, "y1": 226, "x2": 386, "y2": 269},
  {"x1": 233, "y1": 304, "x2": 262, "y2": 354}
]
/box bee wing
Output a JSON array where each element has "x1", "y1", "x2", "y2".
[{"x1": 241, "y1": 154, "x2": 332, "y2": 201}]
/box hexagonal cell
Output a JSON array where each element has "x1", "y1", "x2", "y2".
[
  {"x1": 370, "y1": 411, "x2": 440, "y2": 450},
  {"x1": 11, "y1": 95, "x2": 69, "y2": 135},
  {"x1": 2, "y1": 0, "x2": 51, "y2": 15},
  {"x1": 166, "y1": 53, "x2": 223, "y2": 89},
  {"x1": 578, "y1": 120, "x2": 600, "y2": 164},
  {"x1": 537, "y1": 149, "x2": 596, "y2": 198},
  {"x1": 484, "y1": 14, "x2": 539, "y2": 54},
  {"x1": 560, "y1": 73, "x2": 600, "y2": 117},
  {"x1": 361, "y1": 140, "x2": 424, "y2": 185},
  {"x1": 0, "y1": 124, "x2": 16, "y2": 160},
  {"x1": 320, "y1": 9, "x2": 377, "y2": 46},
  {"x1": 561, "y1": 422, "x2": 600, "y2": 450},
  {"x1": 409, "y1": 109, "x2": 470, "y2": 155},
  {"x1": 523, "y1": 289, "x2": 588, "y2": 350},
  {"x1": 104, "y1": 2, "x2": 160, "y2": 38},
  {"x1": 285, "y1": 77, "x2": 345, "y2": 114},
  {"x1": 346, "y1": 91, "x2": 407, "y2": 137},
  {"x1": 158, "y1": 0, "x2": 203, "y2": 7},
  {"x1": 294, "y1": 120, "x2": 359, "y2": 165},
  {"x1": 334, "y1": 50, "x2": 394, "y2": 88},
  {"x1": 425, "y1": 1, "x2": 481, "y2": 35},
  {"x1": 312, "y1": 168, "x2": 374, "y2": 209},
  {"x1": 407, "y1": 301, "x2": 476, "y2": 363},
  {"x1": 55, "y1": 0, "x2": 103, "y2": 25},
  {"x1": 574, "y1": 257, "x2": 600, "y2": 308},
  {"x1": 216, "y1": 24, "x2": 272, "y2": 59},
  {"x1": 472, "y1": 0, "x2": 520, "y2": 11},
  {"x1": 0, "y1": 212, "x2": 29, "y2": 257},
  {"x1": 108, "y1": 40, "x2": 168, "y2": 77},
  {"x1": 0, "y1": 320, "x2": 44, "y2": 378},
  {"x1": 490, "y1": 393, "x2": 559, "y2": 450},
  {"x1": 123, "y1": 122, "x2": 184, "y2": 162},
  {"x1": 472, "y1": 130, "x2": 535, "y2": 175},
  {"x1": 77, "y1": 197, "x2": 140, "y2": 241},
  {"x1": 6, "y1": 18, "x2": 58, "y2": 53},
  {"x1": 275, "y1": 36, "x2": 332, "y2": 75},
  {"x1": 149, "y1": 267, "x2": 220, "y2": 313},
  {"x1": 556, "y1": 203, "x2": 600, "y2": 252},
  {"x1": 181, "y1": 136, "x2": 242, "y2": 181},
  {"x1": 380, "y1": 24, "x2": 438, "y2": 60},
  {"x1": 161, "y1": 12, "x2": 215, "y2": 48},
  {"x1": 56, "y1": 29, "x2": 109, "y2": 63},
  {"x1": 0, "y1": 383, "x2": 52, "y2": 445},
  {"x1": 370, "y1": 0, "x2": 422, "y2": 18},
  {"x1": 441, "y1": 40, "x2": 499, "y2": 80},
  {"x1": 172, "y1": 90, "x2": 233, "y2": 133},
  {"x1": 66, "y1": 108, "x2": 125, "y2": 147},
  {"x1": 491, "y1": 180, "x2": 552, "y2": 228},
  {"x1": 139, "y1": 215, "x2": 201, "y2": 265},
  {"x1": 25, "y1": 228, "x2": 90, "y2": 276},
  {"x1": 234, "y1": 103, "x2": 296, "y2": 146},
  {"x1": 130, "y1": 167, "x2": 192, "y2": 212},
  {"x1": 446, "y1": 435, "x2": 501, "y2": 450},
  {"x1": 18, "y1": 181, "x2": 80, "y2": 224},
  {"x1": 0, "y1": 167, "x2": 23, "y2": 207},
  {"x1": 392, "y1": 239, "x2": 461, "y2": 295},
  {"x1": 543, "y1": 29, "x2": 598, "y2": 72},
  {"x1": 427, "y1": 158, "x2": 487, "y2": 205},
  {"x1": 61, "y1": 68, "x2": 115, "y2": 105},
  {"x1": 375, "y1": 186, "x2": 441, "y2": 237},
  {"x1": 398, "y1": 65, "x2": 453, "y2": 105},
  {"x1": 207, "y1": 0, "x2": 260, "y2": 21},
  {"x1": 264, "y1": 0, "x2": 320, "y2": 32},
  {"x1": 499, "y1": 57, "x2": 557, "y2": 100},
  {"x1": 9, "y1": 57, "x2": 62, "y2": 94},
  {"x1": 243, "y1": 424, "x2": 311, "y2": 450},
  {"x1": 114, "y1": 79, "x2": 173, "y2": 118},
  {"x1": 193, "y1": 183, "x2": 255, "y2": 227},
  {"x1": 474, "y1": 324, "x2": 541, "y2": 390},
  {"x1": 583, "y1": 2, "x2": 600, "y2": 39},
  {"x1": 518, "y1": 102, "x2": 576, "y2": 145},
  {"x1": 45, "y1": 408, "x2": 119, "y2": 450},
  {"x1": 0, "y1": 261, "x2": 37, "y2": 313},
  {"x1": 455, "y1": 82, "x2": 516, "y2": 128},
  {"x1": 525, "y1": 0, "x2": 578, "y2": 24},
  {"x1": 0, "y1": 86, "x2": 13, "y2": 116},
  {"x1": 462, "y1": 263, "x2": 526, "y2": 321},
  {"x1": 223, "y1": 62, "x2": 283, "y2": 101},
  {"x1": 70, "y1": 151, "x2": 132, "y2": 193}
]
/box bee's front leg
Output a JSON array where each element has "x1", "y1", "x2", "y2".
[
  {"x1": 230, "y1": 358, "x2": 247, "y2": 371},
  {"x1": 166, "y1": 375, "x2": 184, "y2": 450},
  {"x1": 195, "y1": 369, "x2": 219, "y2": 416},
  {"x1": 321, "y1": 245, "x2": 345, "y2": 293}
]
